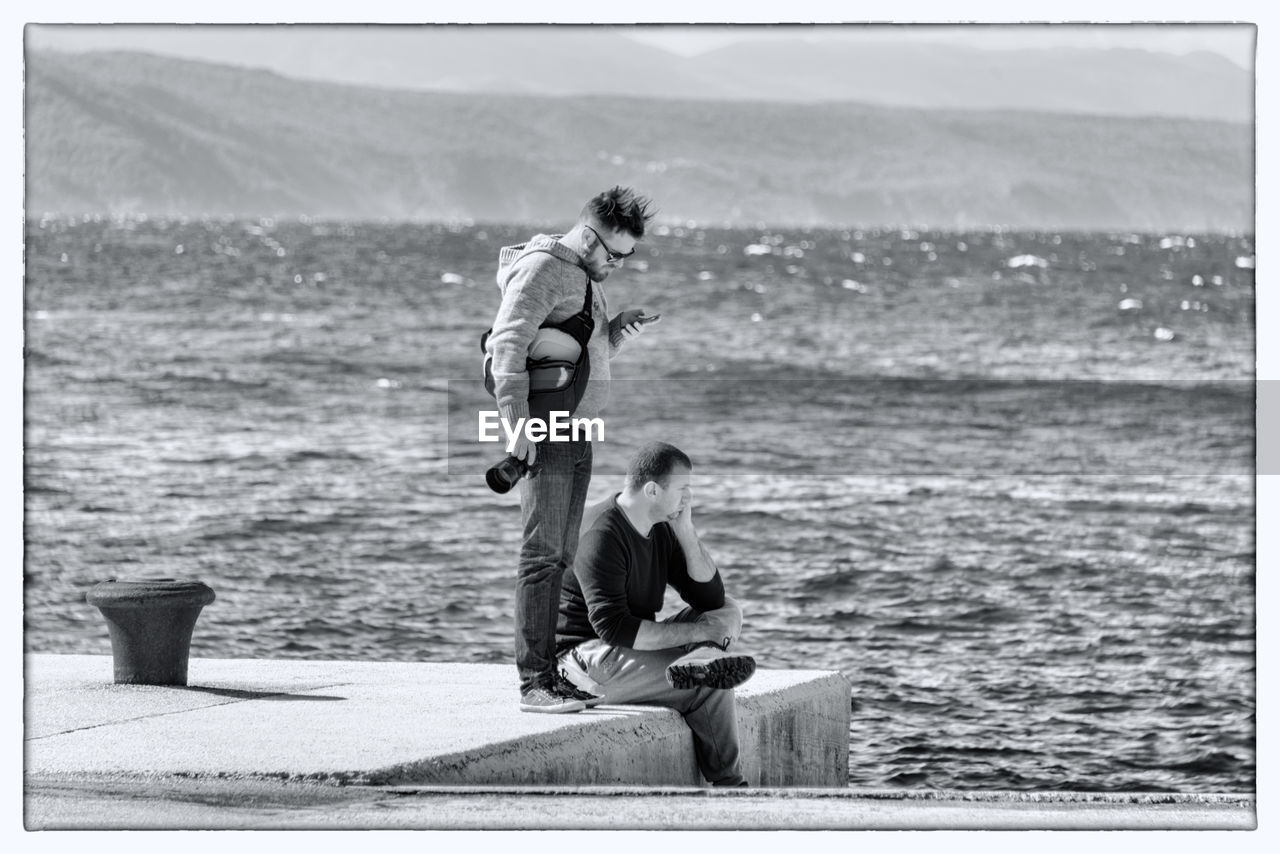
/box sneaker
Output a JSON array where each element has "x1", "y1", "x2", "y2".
[
  {"x1": 665, "y1": 646, "x2": 756, "y2": 690},
  {"x1": 712, "y1": 778, "x2": 750, "y2": 788},
  {"x1": 555, "y1": 669, "x2": 603, "y2": 706},
  {"x1": 519, "y1": 682, "x2": 586, "y2": 714}
]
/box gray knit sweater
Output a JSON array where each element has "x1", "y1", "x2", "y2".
[{"x1": 486, "y1": 234, "x2": 627, "y2": 425}]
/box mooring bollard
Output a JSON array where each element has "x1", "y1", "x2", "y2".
[{"x1": 86, "y1": 578, "x2": 216, "y2": 685}]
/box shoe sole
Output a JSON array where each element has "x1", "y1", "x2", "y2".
[
  {"x1": 666, "y1": 655, "x2": 756, "y2": 690},
  {"x1": 519, "y1": 699, "x2": 586, "y2": 713}
]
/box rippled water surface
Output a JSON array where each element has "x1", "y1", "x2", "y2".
[{"x1": 24, "y1": 217, "x2": 1255, "y2": 791}]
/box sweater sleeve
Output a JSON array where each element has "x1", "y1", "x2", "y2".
[
  {"x1": 607, "y1": 313, "x2": 626, "y2": 359},
  {"x1": 574, "y1": 527, "x2": 642, "y2": 648},
  {"x1": 665, "y1": 529, "x2": 726, "y2": 613},
  {"x1": 487, "y1": 258, "x2": 562, "y2": 425}
]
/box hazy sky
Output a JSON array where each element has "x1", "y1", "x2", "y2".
[
  {"x1": 24, "y1": 21, "x2": 1256, "y2": 71},
  {"x1": 623, "y1": 23, "x2": 1255, "y2": 67}
]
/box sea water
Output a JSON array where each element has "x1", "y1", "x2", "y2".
[{"x1": 24, "y1": 217, "x2": 1254, "y2": 790}]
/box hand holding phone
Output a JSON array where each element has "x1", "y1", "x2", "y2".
[{"x1": 620, "y1": 309, "x2": 661, "y2": 342}]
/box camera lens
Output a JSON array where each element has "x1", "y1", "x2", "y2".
[{"x1": 485, "y1": 455, "x2": 527, "y2": 494}]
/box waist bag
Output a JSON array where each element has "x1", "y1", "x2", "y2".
[{"x1": 480, "y1": 258, "x2": 594, "y2": 423}]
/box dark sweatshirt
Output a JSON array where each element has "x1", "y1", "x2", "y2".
[{"x1": 556, "y1": 493, "x2": 726, "y2": 653}]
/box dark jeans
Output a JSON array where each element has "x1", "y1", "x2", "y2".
[{"x1": 515, "y1": 438, "x2": 592, "y2": 693}]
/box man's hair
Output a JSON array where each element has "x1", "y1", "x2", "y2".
[
  {"x1": 625, "y1": 441, "x2": 693, "y2": 491},
  {"x1": 581, "y1": 186, "x2": 656, "y2": 238}
]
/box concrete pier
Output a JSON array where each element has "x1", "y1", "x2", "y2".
[
  {"x1": 23, "y1": 654, "x2": 1254, "y2": 831},
  {"x1": 25, "y1": 653, "x2": 849, "y2": 787}
]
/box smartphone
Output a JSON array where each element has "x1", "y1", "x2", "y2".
[{"x1": 638, "y1": 313, "x2": 662, "y2": 325}]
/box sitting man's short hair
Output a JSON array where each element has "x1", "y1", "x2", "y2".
[
  {"x1": 626, "y1": 441, "x2": 693, "y2": 491},
  {"x1": 581, "y1": 186, "x2": 656, "y2": 238}
]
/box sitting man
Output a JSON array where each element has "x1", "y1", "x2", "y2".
[{"x1": 555, "y1": 441, "x2": 755, "y2": 787}]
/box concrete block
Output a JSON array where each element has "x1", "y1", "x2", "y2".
[
  {"x1": 25, "y1": 655, "x2": 850, "y2": 788},
  {"x1": 739, "y1": 672, "x2": 850, "y2": 787}
]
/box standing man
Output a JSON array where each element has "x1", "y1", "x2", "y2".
[
  {"x1": 556, "y1": 442, "x2": 756, "y2": 787},
  {"x1": 486, "y1": 187, "x2": 658, "y2": 713}
]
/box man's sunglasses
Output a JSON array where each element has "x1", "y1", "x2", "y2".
[{"x1": 584, "y1": 225, "x2": 636, "y2": 262}]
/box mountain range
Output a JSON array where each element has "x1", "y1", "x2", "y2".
[
  {"x1": 25, "y1": 26, "x2": 1253, "y2": 123},
  {"x1": 24, "y1": 49, "x2": 1254, "y2": 232}
]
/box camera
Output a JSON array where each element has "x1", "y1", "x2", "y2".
[{"x1": 485, "y1": 455, "x2": 538, "y2": 494}]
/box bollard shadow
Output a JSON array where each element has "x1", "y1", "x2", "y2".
[{"x1": 181, "y1": 685, "x2": 347, "y2": 702}]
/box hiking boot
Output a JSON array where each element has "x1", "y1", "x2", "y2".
[
  {"x1": 519, "y1": 681, "x2": 586, "y2": 714},
  {"x1": 665, "y1": 644, "x2": 756, "y2": 690},
  {"x1": 555, "y1": 669, "x2": 603, "y2": 707}
]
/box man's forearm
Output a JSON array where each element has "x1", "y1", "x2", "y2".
[
  {"x1": 631, "y1": 618, "x2": 709, "y2": 651},
  {"x1": 675, "y1": 531, "x2": 719, "y2": 583}
]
